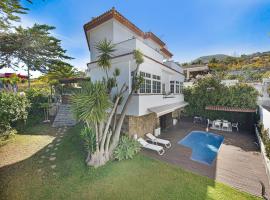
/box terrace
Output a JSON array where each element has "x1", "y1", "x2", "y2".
[{"x1": 142, "y1": 120, "x2": 270, "y2": 197}]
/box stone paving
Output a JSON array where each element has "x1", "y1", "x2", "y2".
[{"x1": 37, "y1": 126, "x2": 67, "y2": 175}]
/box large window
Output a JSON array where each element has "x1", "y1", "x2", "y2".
[
  {"x1": 162, "y1": 83, "x2": 166, "y2": 94},
  {"x1": 140, "y1": 72, "x2": 151, "y2": 93},
  {"x1": 139, "y1": 72, "x2": 162, "y2": 94},
  {"x1": 180, "y1": 82, "x2": 184, "y2": 94},
  {"x1": 152, "y1": 74, "x2": 161, "y2": 93},
  {"x1": 175, "y1": 81, "x2": 180, "y2": 93},
  {"x1": 170, "y1": 81, "x2": 175, "y2": 94}
]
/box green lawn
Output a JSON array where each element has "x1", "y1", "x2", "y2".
[{"x1": 0, "y1": 124, "x2": 261, "y2": 200}]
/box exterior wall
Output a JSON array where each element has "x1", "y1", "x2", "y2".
[
  {"x1": 259, "y1": 106, "x2": 270, "y2": 134},
  {"x1": 87, "y1": 53, "x2": 185, "y2": 117},
  {"x1": 86, "y1": 19, "x2": 167, "y2": 62},
  {"x1": 250, "y1": 82, "x2": 270, "y2": 106},
  {"x1": 86, "y1": 15, "x2": 185, "y2": 117},
  {"x1": 221, "y1": 79, "x2": 239, "y2": 86},
  {"x1": 127, "y1": 113, "x2": 159, "y2": 137},
  {"x1": 87, "y1": 19, "x2": 114, "y2": 61}
]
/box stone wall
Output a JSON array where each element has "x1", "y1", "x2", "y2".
[{"x1": 125, "y1": 113, "x2": 159, "y2": 137}]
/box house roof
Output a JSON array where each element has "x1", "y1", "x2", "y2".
[
  {"x1": 0, "y1": 73, "x2": 28, "y2": 79},
  {"x1": 160, "y1": 47, "x2": 173, "y2": 58},
  {"x1": 83, "y1": 7, "x2": 172, "y2": 57},
  {"x1": 84, "y1": 7, "x2": 144, "y2": 38},
  {"x1": 205, "y1": 106, "x2": 257, "y2": 113}
]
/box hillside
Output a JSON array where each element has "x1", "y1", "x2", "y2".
[{"x1": 194, "y1": 54, "x2": 230, "y2": 63}]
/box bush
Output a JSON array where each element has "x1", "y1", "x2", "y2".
[
  {"x1": 80, "y1": 126, "x2": 96, "y2": 153},
  {"x1": 183, "y1": 76, "x2": 259, "y2": 119},
  {"x1": 0, "y1": 92, "x2": 30, "y2": 136},
  {"x1": 257, "y1": 123, "x2": 270, "y2": 159},
  {"x1": 114, "y1": 135, "x2": 140, "y2": 161},
  {"x1": 25, "y1": 88, "x2": 50, "y2": 116}
]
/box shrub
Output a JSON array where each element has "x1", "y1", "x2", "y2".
[
  {"x1": 114, "y1": 135, "x2": 140, "y2": 161},
  {"x1": 257, "y1": 123, "x2": 270, "y2": 159},
  {"x1": 80, "y1": 126, "x2": 96, "y2": 153},
  {"x1": 183, "y1": 76, "x2": 259, "y2": 119},
  {"x1": 25, "y1": 88, "x2": 50, "y2": 116},
  {"x1": 0, "y1": 92, "x2": 30, "y2": 136}
]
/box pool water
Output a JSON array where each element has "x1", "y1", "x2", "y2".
[{"x1": 178, "y1": 131, "x2": 224, "y2": 165}]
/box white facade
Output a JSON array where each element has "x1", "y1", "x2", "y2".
[
  {"x1": 259, "y1": 106, "x2": 270, "y2": 135},
  {"x1": 85, "y1": 15, "x2": 185, "y2": 117}
]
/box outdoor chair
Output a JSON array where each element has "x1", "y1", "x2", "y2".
[
  {"x1": 207, "y1": 119, "x2": 213, "y2": 127},
  {"x1": 214, "y1": 120, "x2": 222, "y2": 130},
  {"x1": 222, "y1": 122, "x2": 229, "y2": 131},
  {"x1": 137, "y1": 138, "x2": 165, "y2": 155},
  {"x1": 232, "y1": 122, "x2": 239, "y2": 132},
  {"x1": 146, "y1": 133, "x2": 171, "y2": 148}
]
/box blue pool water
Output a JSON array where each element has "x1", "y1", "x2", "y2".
[{"x1": 178, "y1": 131, "x2": 224, "y2": 165}]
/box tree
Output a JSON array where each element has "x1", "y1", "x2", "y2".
[
  {"x1": 0, "y1": 0, "x2": 28, "y2": 30},
  {"x1": 72, "y1": 40, "x2": 144, "y2": 167},
  {"x1": 0, "y1": 24, "x2": 72, "y2": 87},
  {"x1": 95, "y1": 39, "x2": 115, "y2": 80},
  {"x1": 47, "y1": 61, "x2": 78, "y2": 81}
]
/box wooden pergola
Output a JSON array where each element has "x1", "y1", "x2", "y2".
[{"x1": 205, "y1": 106, "x2": 257, "y2": 113}]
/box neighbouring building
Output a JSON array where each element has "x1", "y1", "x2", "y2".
[
  {"x1": 182, "y1": 64, "x2": 209, "y2": 81},
  {"x1": 84, "y1": 8, "x2": 187, "y2": 137}
]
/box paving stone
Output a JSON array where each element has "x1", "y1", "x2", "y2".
[
  {"x1": 48, "y1": 144, "x2": 53, "y2": 148},
  {"x1": 60, "y1": 135, "x2": 64, "y2": 138},
  {"x1": 54, "y1": 147, "x2": 58, "y2": 151},
  {"x1": 51, "y1": 152, "x2": 56, "y2": 156},
  {"x1": 56, "y1": 143, "x2": 60, "y2": 146},
  {"x1": 45, "y1": 149, "x2": 50, "y2": 152},
  {"x1": 41, "y1": 155, "x2": 45, "y2": 159},
  {"x1": 37, "y1": 169, "x2": 42, "y2": 173},
  {"x1": 57, "y1": 138, "x2": 61, "y2": 142},
  {"x1": 60, "y1": 132, "x2": 64, "y2": 135},
  {"x1": 51, "y1": 164, "x2": 56, "y2": 169},
  {"x1": 38, "y1": 160, "x2": 43, "y2": 164},
  {"x1": 52, "y1": 172, "x2": 57, "y2": 176},
  {"x1": 49, "y1": 157, "x2": 56, "y2": 161}
]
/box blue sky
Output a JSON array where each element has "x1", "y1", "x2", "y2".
[{"x1": 17, "y1": 0, "x2": 270, "y2": 72}]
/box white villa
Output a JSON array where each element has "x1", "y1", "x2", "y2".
[{"x1": 84, "y1": 8, "x2": 187, "y2": 137}]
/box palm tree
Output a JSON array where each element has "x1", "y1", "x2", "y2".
[
  {"x1": 72, "y1": 81, "x2": 111, "y2": 162},
  {"x1": 71, "y1": 39, "x2": 144, "y2": 167},
  {"x1": 95, "y1": 39, "x2": 116, "y2": 80}
]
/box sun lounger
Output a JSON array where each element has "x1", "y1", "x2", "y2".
[
  {"x1": 146, "y1": 133, "x2": 171, "y2": 148},
  {"x1": 137, "y1": 138, "x2": 165, "y2": 155}
]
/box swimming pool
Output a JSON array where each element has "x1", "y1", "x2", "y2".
[{"x1": 178, "y1": 131, "x2": 224, "y2": 165}]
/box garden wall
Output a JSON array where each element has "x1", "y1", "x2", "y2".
[
  {"x1": 255, "y1": 127, "x2": 270, "y2": 187},
  {"x1": 259, "y1": 106, "x2": 270, "y2": 135}
]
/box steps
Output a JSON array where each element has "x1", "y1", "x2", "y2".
[{"x1": 52, "y1": 104, "x2": 76, "y2": 127}]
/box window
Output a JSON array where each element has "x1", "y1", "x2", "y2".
[
  {"x1": 170, "y1": 81, "x2": 175, "y2": 94},
  {"x1": 152, "y1": 74, "x2": 161, "y2": 94},
  {"x1": 139, "y1": 71, "x2": 163, "y2": 94},
  {"x1": 175, "y1": 81, "x2": 180, "y2": 93},
  {"x1": 180, "y1": 82, "x2": 184, "y2": 93},
  {"x1": 139, "y1": 71, "x2": 151, "y2": 93},
  {"x1": 145, "y1": 79, "x2": 151, "y2": 93},
  {"x1": 162, "y1": 83, "x2": 165, "y2": 94},
  {"x1": 152, "y1": 81, "x2": 161, "y2": 93}
]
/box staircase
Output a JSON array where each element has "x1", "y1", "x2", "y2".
[{"x1": 52, "y1": 104, "x2": 76, "y2": 127}]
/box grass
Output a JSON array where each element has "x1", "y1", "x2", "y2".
[{"x1": 0, "y1": 124, "x2": 261, "y2": 200}]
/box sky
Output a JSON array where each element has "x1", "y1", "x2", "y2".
[{"x1": 2, "y1": 0, "x2": 270, "y2": 76}]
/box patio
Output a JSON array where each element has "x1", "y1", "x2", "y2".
[{"x1": 142, "y1": 120, "x2": 270, "y2": 197}]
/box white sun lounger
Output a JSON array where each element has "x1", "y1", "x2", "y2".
[
  {"x1": 137, "y1": 138, "x2": 165, "y2": 155},
  {"x1": 145, "y1": 133, "x2": 172, "y2": 148}
]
